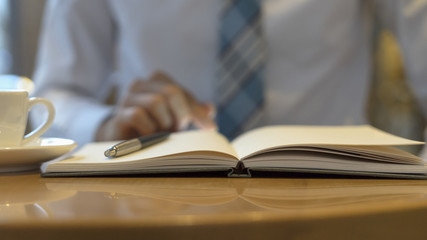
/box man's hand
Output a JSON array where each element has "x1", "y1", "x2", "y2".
[{"x1": 96, "y1": 71, "x2": 216, "y2": 141}]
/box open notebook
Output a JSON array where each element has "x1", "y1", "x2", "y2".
[{"x1": 41, "y1": 125, "x2": 427, "y2": 179}]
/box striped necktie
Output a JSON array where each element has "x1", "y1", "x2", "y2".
[{"x1": 216, "y1": 0, "x2": 267, "y2": 139}]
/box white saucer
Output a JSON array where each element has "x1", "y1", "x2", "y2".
[{"x1": 0, "y1": 138, "x2": 77, "y2": 173}]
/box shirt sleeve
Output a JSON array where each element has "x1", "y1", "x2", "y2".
[
  {"x1": 373, "y1": 0, "x2": 427, "y2": 118},
  {"x1": 31, "y1": 0, "x2": 116, "y2": 145}
]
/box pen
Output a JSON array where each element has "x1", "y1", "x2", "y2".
[{"x1": 104, "y1": 132, "x2": 170, "y2": 158}]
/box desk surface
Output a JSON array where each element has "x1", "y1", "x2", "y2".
[{"x1": 2, "y1": 172, "x2": 427, "y2": 240}]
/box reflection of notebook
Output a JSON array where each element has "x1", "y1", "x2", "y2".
[
  {"x1": 44, "y1": 178, "x2": 239, "y2": 206},
  {"x1": 41, "y1": 125, "x2": 426, "y2": 179},
  {"x1": 44, "y1": 178, "x2": 427, "y2": 211},
  {"x1": 239, "y1": 179, "x2": 427, "y2": 210}
]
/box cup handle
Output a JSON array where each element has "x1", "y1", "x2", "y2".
[{"x1": 22, "y1": 97, "x2": 55, "y2": 145}]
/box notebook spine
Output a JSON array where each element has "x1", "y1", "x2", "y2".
[{"x1": 228, "y1": 162, "x2": 251, "y2": 178}]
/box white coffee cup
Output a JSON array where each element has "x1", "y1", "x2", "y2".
[{"x1": 0, "y1": 91, "x2": 55, "y2": 147}]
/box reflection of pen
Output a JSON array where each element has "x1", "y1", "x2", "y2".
[{"x1": 104, "y1": 132, "x2": 170, "y2": 158}]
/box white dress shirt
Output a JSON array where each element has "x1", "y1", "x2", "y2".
[{"x1": 32, "y1": 0, "x2": 427, "y2": 145}]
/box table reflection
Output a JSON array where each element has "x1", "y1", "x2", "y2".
[
  {"x1": 0, "y1": 173, "x2": 76, "y2": 220},
  {"x1": 2, "y1": 172, "x2": 427, "y2": 221}
]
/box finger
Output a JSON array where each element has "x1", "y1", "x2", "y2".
[
  {"x1": 149, "y1": 72, "x2": 198, "y2": 104},
  {"x1": 164, "y1": 86, "x2": 192, "y2": 130},
  {"x1": 129, "y1": 72, "x2": 176, "y2": 93},
  {"x1": 190, "y1": 102, "x2": 217, "y2": 130},
  {"x1": 148, "y1": 71, "x2": 175, "y2": 85},
  {"x1": 129, "y1": 77, "x2": 179, "y2": 98},
  {"x1": 203, "y1": 103, "x2": 216, "y2": 120},
  {"x1": 133, "y1": 72, "x2": 217, "y2": 130},
  {"x1": 149, "y1": 72, "x2": 217, "y2": 129},
  {"x1": 129, "y1": 79, "x2": 151, "y2": 93},
  {"x1": 123, "y1": 93, "x2": 174, "y2": 131},
  {"x1": 146, "y1": 95, "x2": 174, "y2": 131},
  {"x1": 121, "y1": 106, "x2": 156, "y2": 136},
  {"x1": 144, "y1": 74, "x2": 194, "y2": 130}
]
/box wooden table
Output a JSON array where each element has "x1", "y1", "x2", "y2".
[{"x1": 2, "y1": 172, "x2": 427, "y2": 240}]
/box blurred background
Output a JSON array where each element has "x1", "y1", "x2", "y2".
[
  {"x1": 0, "y1": 0, "x2": 424, "y2": 153},
  {"x1": 0, "y1": 0, "x2": 45, "y2": 77}
]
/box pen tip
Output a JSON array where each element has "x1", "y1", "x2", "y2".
[
  {"x1": 105, "y1": 145, "x2": 120, "y2": 158},
  {"x1": 104, "y1": 150, "x2": 111, "y2": 158},
  {"x1": 104, "y1": 148, "x2": 116, "y2": 158}
]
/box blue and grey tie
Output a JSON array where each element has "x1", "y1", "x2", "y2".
[{"x1": 217, "y1": 0, "x2": 267, "y2": 139}]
